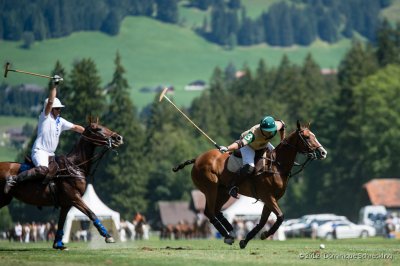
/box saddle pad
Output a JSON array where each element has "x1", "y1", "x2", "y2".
[
  {"x1": 18, "y1": 163, "x2": 34, "y2": 174},
  {"x1": 227, "y1": 154, "x2": 242, "y2": 173}
]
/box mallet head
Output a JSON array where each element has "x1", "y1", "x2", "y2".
[
  {"x1": 4, "y1": 62, "x2": 10, "y2": 78},
  {"x1": 159, "y1": 87, "x2": 169, "y2": 102}
]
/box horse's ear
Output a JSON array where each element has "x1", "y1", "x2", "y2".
[
  {"x1": 297, "y1": 120, "x2": 301, "y2": 130},
  {"x1": 96, "y1": 117, "x2": 99, "y2": 125},
  {"x1": 307, "y1": 121, "x2": 311, "y2": 128},
  {"x1": 88, "y1": 116, "x2": 92, "y2": 124}
]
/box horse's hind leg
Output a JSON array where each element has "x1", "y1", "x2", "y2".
[
  {"x1": 53, "y1": 207, "x2": 71, "y2": 250},
  {"x1": 73, "y1": 198, "x2": 115, "y2": 243},
  {"x1": 214, "y1": 190, "x2": 234, "y2": 235},
  {"x1": 203, "y1": 184, "x2": 234, "y2": 245}
]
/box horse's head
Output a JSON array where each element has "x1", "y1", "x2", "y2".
[
  {"x1": 294, "y1": 120, "x2": 327, "y2": 160},
  {"x1": 82, "y1": 122, "x2": 123, "y2": 149}
]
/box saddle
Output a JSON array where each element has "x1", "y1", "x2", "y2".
[
  {"x1": 20, "y1": 155, "x2": 59, "y2": 178},
  {"x1": 226, "y1": 148, "x2": 275, "y2": 176}
]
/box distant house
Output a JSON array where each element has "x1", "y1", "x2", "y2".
[
  {"x1": 184, "y1": 80, "x2": 206, "y2": 91},
  {"x1": 320, "y1": 68, "x2": 337, "y2": 75},
  {"x1": 190, "y1": 190, "x2": 235, "y2": 213},
  {"x1": 361, "y1": 178, "x2": 400, "y2": 211},
  {"x1": 158, "y1": 201, "x2": 196, "y2": 226},
  {"x1": 139, "y1": 85, "x2": 174, "y2": 94},
  {"x1": 5, "y1": 128, "x2": 28, "y2": 148}
]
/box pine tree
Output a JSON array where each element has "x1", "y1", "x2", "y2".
[
  {"x1": 317, "y1": 41, "x2": 378, "y2": 219},
  {"x1": 96, "y1": 52, "x2": 148, "y2": 218},
  {"x1": 58, "y1": 58, "x2": 106, "y2": 156}
]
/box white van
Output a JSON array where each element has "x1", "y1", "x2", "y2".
[{"x1": 359, "y1": 205, "x2": 387, "y2": 235}]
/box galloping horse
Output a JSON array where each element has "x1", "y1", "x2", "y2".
[
  {"x1": 0, "y1": 121, "x2": 123, "y2": 250},
  {"x1": 174, "y1": 121, "x2": 327, "y2": 249}
]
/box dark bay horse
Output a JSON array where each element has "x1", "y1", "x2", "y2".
[
  {"x1": 174, "y1": 121, "x2": 327, "y2": 249},
  {"x1": 0, "y1": 121, "x2": 123, "y2": 250}
]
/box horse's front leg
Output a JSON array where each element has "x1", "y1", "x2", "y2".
[
  {"x1": 53, "y1": 207, "x2": 71, "y2": 250},
  {"x1": 73, "y1": 198, "x2": 115, "y2": 243},
  {"x1": 260, "y1": 197, "x2": 284, "y2": 241},
  {"x1": 239, "y1": 205, "x2": 271, "y2": 249}
]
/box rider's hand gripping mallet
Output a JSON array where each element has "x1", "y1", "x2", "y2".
[
  {"x1": 159, "y1": 87, "x2": 221, "y2": 149},
  {"x1": 4, "y1": 62, "x2": 63, "y2": 82}
]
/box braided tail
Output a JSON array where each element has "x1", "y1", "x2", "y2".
[{"x1": 173, "y1": 159, "x2": 196, "y2": 172}]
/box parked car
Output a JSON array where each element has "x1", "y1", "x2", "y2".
[
  {"x1": 317, "y1": 220, "x2": 376, "y2": 240},
  {"x1": 282, "y1": 219, "x2": 302, "y2": 238},
  {"x1": 284, "y1": 214, "x2": 347, "y2": 238},
  {"x1": 359, "y1": 205, "x2": 387, "y2": 236}
]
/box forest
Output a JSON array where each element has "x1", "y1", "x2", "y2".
[
  {"x1": 0, "y1": 0, "x2": 391, "y2": 47},
  {"x1": 2, "y1": 19, "x2": 400, "y2": 227}
]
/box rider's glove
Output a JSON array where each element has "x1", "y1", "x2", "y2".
[
  {"x1": 52, "y1": 75, "x2": 63, "y2": 85},
  {"x1": 219, "y1": 146, "x2": 228, "y2": 153}
]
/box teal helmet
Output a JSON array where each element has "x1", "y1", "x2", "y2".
[{"x1": 260, "y1": 116, "x2": 277, "y2": 132}]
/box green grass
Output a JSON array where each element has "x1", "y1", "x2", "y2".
[
  {"x1": 0, "y1": 238, "x2": 398, "y2": 266},
  {"x1": 1, "y1": 16, "x2": 350, "y2": 109},
  {"x1": 381, "y1": 0, "x2": 400, "y2": 24}
]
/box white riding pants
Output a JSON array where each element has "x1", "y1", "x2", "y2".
[
  {"x1": 240, "y1": 143, "x2": 275, "y2": 167},
  {"x1": 31, "y1": 149, "x2": 51, "y2": 167}
]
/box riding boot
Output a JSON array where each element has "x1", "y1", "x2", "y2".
[
  {"x1": 42, "y1": 161, "x2": 58, "y2": 185},
  {"x1": 228, "y1": 164, "x2": 254, "y2": 199},
  {"x1": 4, "y1": 166, "x2": 49, "y2": 194}
]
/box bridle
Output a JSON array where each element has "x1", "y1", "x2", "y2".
[
  {"x1": 284, "y1": 129, "x2": 321, "y2": 159},
  {"x1": 81, "y1": 127, "x2": 118, "y2": 148},
  {"x1": 57, "y1": 126, "x2": 120, "y2": 178},
  {"x1": 282, "y1": 129, "x2": 321, "y2": 177}
]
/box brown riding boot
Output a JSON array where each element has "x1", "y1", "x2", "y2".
[
  {"x1": 3, "y1": 166, "x2": 49, "y2": 194},
  {"x1": 228, "y1": 164, "x2": 255, "y2": 199}
]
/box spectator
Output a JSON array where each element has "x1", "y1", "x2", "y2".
[{"x1": 15, "y1": 222, "x2": 23, "y2": 242}]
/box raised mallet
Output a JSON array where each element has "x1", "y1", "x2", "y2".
[
  {"x1": 159, "y1": 87, "x2": 221, "y2": 149},
  {"x1": 4, "y1": 62, "x2": 63, "y2": 82}
]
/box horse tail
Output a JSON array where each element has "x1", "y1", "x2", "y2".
[{"x1": 173, "y1": 159, "x2": 196, "y2": 172}]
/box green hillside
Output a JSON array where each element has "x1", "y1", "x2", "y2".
[
  {"x1": 1, "y1": 16, "x2": 350, "y2": 109},
  {"x1": 0, "y1": 116, "x2": 36, "y2": 161}
]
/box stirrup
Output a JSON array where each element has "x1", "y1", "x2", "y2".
[
  {"x1": 4, "y1": 176, "x2": 17, "y2": 194},
  {"x1": 228, "y1": 186, "x2": 239, "y2": 199},
  {"x1": 294, "y1": 161, "x2": 301, "y2": 166}
]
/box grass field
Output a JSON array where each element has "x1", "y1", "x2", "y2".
[{"x1": 0, "y1": 238, "x2": 398, "y2": 266}]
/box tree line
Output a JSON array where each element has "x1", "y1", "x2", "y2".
[
  {"x1": 6, "y1": 20, "x2": 400, "y2": 225},
  {"x1": 198, "y1": 0, "x2": 389, "y2": 48},
  {"x1": 0, "y1": 0, "x2": 391, "y2": 48},
  {"x1": 0, "y1": 0, "x2": 177, "y2": 43},
  {"x1": 0, "y1": 83, "x2": 44, "y2": 116}
]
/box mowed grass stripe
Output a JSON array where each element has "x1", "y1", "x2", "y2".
[{"x1": 0, "y1": 238, "x2": 398, "y2": 266}]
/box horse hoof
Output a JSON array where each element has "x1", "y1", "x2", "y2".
[
  {"x1": 239, "y1": 240, "x2": 247, "y2": 249},
  {"x1": 53, "y1": 245, "x2": 69, "y2": 251},
  {"x1": 260, "y1": 232, "x2": 267, "y2": 240},
  {"x1": 105, "y1": 236, "x2": 115, "y2": 243},
  {"x1": 224, "y1": 237, "x2": 234, "y2": 245}
]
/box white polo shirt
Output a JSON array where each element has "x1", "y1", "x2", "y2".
[{"x1": 32, "y1": 111, "x2": 74, "y2": 155}]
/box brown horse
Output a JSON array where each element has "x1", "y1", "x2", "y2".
[
  {"x1": 0, "y1": 121, "x2": 123, "y2": 250},
  {"x1": 174, "y1": 121, "x2": 327, "y2": 249}
]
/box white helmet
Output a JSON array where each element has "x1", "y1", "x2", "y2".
[{"x1": 44, "y1": 98, "x2": 65, "y2": 109}]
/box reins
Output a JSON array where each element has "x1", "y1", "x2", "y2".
[
  {"x1": 55, "y1": 131, "x2": 115, "y2": 178},
  {"x1": 280, "y1": 130, "x2": 317, "y2": 178}
]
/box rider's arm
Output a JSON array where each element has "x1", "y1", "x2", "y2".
[
  {"x1": 225, "y1": 131, "x2": 255, "y2": 152},
  {"x1": 276, "y1": 120, "x2": 286, "y2": 141},
  {"x1": 44, "y1": 85, "x2": 57, "y2": 116},
  {"x1": 71, "y1": 124, "x2": 85, "y2": 134}
]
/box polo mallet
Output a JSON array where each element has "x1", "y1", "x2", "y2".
[
  {"x1": 4, "y1": 62, "x2": 63, "y2": 82},
  {"x1": 159, "y1": 87, "x2": 221, "y2": 149}
]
